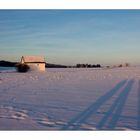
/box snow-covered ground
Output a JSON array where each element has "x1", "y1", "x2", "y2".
[{"x1": 0, "y1": 67, "x2": 140, "y2": 130}]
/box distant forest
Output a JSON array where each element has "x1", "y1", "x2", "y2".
[
  {"x1": 76, "y1": 64, "x2": 101, "y2": 68},
  {"x1": 0, "y1": 60, "x2": 101, "y2": 68}
]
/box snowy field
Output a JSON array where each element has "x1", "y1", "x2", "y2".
[{"x1": 0, "y1": 67, "x2": 140, "y2": 130}]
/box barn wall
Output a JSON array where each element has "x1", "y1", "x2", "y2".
[
  {"x1": 26, "y1": 63, "x2": 45, "y2": 71},
  {"x1": 38, "y1": 63, "x2": 45, "y2": 71}
]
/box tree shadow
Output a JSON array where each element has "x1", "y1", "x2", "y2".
[
  {"x1": 61, "y1": 80, "x2": 127, "y2": 130},
  {"x1": 97, "y1": 80, "x2": 134, "y2": 130},
  {"x1": 137, "y1": 80, "x2": 140, "y2": 130}
]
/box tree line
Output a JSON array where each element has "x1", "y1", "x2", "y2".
[
  {"x1": 76, "y1": 64, "x2": 101, "y2": 68},
  {"x1": 0, "y1": 60, "x2": 102, "y2": 68}
]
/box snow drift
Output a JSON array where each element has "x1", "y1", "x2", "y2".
[{"x1": 0, "y1": 67, "x2": 139, "y2": 130}]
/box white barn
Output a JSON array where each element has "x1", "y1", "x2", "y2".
[{"x1": 21, "y1": 56, "x2": 46, "y2": 71}]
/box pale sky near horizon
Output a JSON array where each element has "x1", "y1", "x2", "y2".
[{"x1": 0, "y1": 10, "x2": 140, "y2": 65}]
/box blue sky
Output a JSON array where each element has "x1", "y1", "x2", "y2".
[{"x1": 0, "y1": 10, "x2": 140, "y2": 65}]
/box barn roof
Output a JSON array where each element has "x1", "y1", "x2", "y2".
[{"x1": 21, "y1": 56, "x2": 45, "y2": 63}]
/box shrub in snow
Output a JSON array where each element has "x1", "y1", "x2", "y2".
[
  {"x1": 118, "y1": 64, "x2": 123, "y2": 67},
  {"x1": 125, "y1": 63, "x2": 130, "y2": 67},
  {"x1": 16, "y1": 63, "x2": 30, "y2": 72}
]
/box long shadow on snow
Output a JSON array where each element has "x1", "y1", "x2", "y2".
[
  {"x1": 137, "y1": 80, "x2": 140, "y2": 130},
  {"x1": 96, "y1": 80, "x2": 134, "y2": 130},
  {"x1": 61, "y1": 80, "x2": 127, "y2": 130}
]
